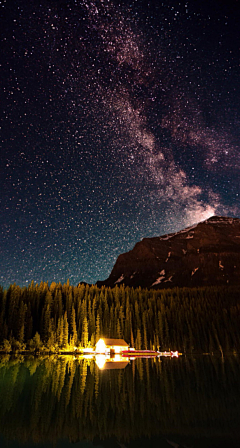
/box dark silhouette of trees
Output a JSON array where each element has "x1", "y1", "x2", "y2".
[{"x1": 0, "y1": 282, "x2": 240, "y2": 353}]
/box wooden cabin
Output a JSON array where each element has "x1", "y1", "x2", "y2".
[{"x1": 95, "y1": 338, "x2": 129, "y2": 354}]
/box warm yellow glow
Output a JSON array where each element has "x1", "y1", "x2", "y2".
[
  {"x1": 95, "y1": 339, "x2": 106, "y2": 353},
  {"x1": 83, "y1": 347, "x2": 94, "y2": 353},
  {"x1": 95, "y1": 354, "x2": 106, "y2": 369},
  {"x1": 113, "y1": 346, "x2": 121, "y2": 354},
  {"x1": 83, "y1": 354, "x2": 94, "y2": 360}
]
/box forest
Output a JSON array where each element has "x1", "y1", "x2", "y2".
[{"x1": 0, "y1": 281, "x2": 240, "y2": 353}]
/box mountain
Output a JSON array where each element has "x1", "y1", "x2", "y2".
[{"x1": 97, "y1": 216, "x2": 240, "y2": 289}]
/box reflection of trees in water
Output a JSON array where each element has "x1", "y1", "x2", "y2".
[{"x1": 0, "y1": 356, "x2": 240, "y2": 444}]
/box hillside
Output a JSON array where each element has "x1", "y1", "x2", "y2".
[{"x1": 97, "y1": 216, "x2": 240, "y2": 289}]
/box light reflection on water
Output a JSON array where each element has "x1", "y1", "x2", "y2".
[{"x1": 0, "y1": 354, "x2": 240, "y2": 447}]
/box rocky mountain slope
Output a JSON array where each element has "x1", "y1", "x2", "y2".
[{"x1": 97, "y1": 216, "x2": 240, "y2": 289}]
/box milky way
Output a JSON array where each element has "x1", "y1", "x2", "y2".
[{"x1": 1, "y1": 0, "x2": 240, "y2": 287}]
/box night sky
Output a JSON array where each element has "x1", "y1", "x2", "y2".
[{"x1": 1, "y1": 0, "x2": 240, "y2": 288}]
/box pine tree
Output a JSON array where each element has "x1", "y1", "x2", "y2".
[
  {"x1": 70, "y1": 305, "x2": 77, "y2": 347},
  {"x1": 135, "y1": 328, "x2": 142, "y2": 350},
  {"x1": 116, "y1": 318, "x2": 121, "y2": 339},
  {"x1": 63, "y1": 312, "x2": 69, "y2": 348},
  {"x1": 43, "y1": 304, "x2": 51, "y2": 343},
  {"x1": 57, "y1": 317, "x2": 64, "y2": 348},
  {"x1": 95, "y1": 313, "x2": 101, "y2": 344},
  {"x1": 81, "y1": 317, "x2": 88, "y2": 348},
  {"x1": 17, "y1": 301, "x2": 26, "y2": 344}
]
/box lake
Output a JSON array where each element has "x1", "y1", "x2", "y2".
[{"x1": 0, "y1": 354, "x2": 240, "y2": 448}]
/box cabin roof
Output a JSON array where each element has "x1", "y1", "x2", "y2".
[{"x1": 101, "y1": 338, "x2": 128, "y2": 347}]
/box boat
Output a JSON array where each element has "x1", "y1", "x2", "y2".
[
  {"x1": 158, "y1": 351, "x2": 179, "y2": 357},
  {"x1": 121, "y1": 350, "x2": 158, "y2": 357}
]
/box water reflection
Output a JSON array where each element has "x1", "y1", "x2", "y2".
[
  {"x1": 95, "y1": 354, "x2": 129, "y2": 369},
  {"x1": 0, "y1": 354, "x2": 240, "y2": 447}
]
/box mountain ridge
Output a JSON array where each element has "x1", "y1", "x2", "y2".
[{"x1": 97, "y1": 216, "x2": 240, "y2": 289}]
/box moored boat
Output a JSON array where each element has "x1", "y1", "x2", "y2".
[
  {"x1": 158, "y1": 351, "x2": 179, "y2": 357},
  {"x1": 121, "y1": 350, "x2": 158, "y2": 357}
]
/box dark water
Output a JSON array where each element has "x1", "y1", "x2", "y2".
[{"x1": 0, "y1": 354, "x2": 240, "y2": 448}]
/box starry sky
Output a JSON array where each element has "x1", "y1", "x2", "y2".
[{"x1": 1, "y1": 0, "x2": 240, "y2": 288}]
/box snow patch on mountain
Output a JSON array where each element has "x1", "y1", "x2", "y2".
[
  {"x1": 115, "y1": 274, "x2": 124, "y2": 284},
  {"x1": 165, "y1": 252, "x2": 171, "y2": 262},
  {"x1": 159, "y1": 223, "x2": 198, "y2": 241},
  {"x1": 219, "y1": 261, "x2": 224, "y2": 270},
  {"x1": 164, "y1": 275, "x2": 173, "y2": 282},
  {"x1": 206, "y1": 216, "x2": 235, "y2": 224},
  {"x1": 151, "y1": 269, "x2": 166, "y2": 286},
  {"x1": 151, "y1": 276, "x2": 165, "y2": 286}
]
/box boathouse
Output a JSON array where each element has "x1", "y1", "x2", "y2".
[{"x1": 95, "y1": 338, "x2": 129, "y2": 354}]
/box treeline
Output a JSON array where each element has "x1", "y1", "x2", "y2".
[{"x1": 0, "y1": 281, "x2": 240, "y2": 353}]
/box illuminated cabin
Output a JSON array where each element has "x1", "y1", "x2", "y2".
[{"x1": 95, "y1": 338, "x2": 129, "y2": 355}]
